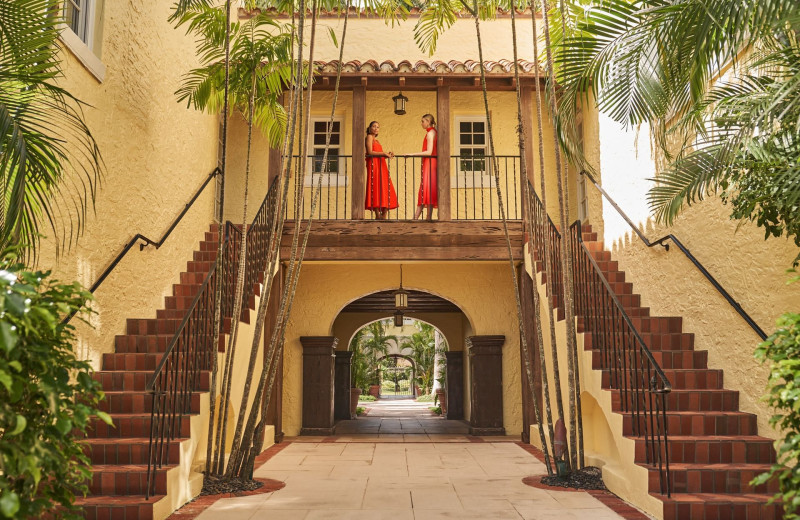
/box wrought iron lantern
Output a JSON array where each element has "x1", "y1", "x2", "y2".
[
  {"x1": 392, "y1": 91, "x2": 408, "y2": 115},
  {"x1": 393, "y1": 265, "x2": 409, "y2": 326}
]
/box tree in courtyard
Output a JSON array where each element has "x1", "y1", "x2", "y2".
[
  {"x1": 361, "y1": 320, "x2": 398, "y2": 387},
  {"x1": 0, "y1": 1, "x2": 103, "y2": 263},
  {"x1": 403, "y1": 322, "x2": 437, "y2": 395}
]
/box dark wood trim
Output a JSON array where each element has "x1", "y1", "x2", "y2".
[
  {"x1": 300, "y1": 336, "x2": 338, "y2": 436},
  {"x1": 468, "y1": 335, "x2": 506, "y2": 436},
  {"x1": 437, "y1": 86, "x2": 451, "y2": 221},
  {"x1": 334, "y1": 351, "x2": 353, "y2": 421},
  {"x1": 313, "y1": 75, "x2": 545, "y2": 92},
  {"x1": 351, "y1": 86, "x2": 366, "y2": 220},
  {"x1": 444, "y1": 351, "x2": 464, "y2": 419}
]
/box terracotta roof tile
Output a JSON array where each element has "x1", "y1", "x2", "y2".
[{"x1": 314, "y1": 59, "x2": 542, "y2": 75}]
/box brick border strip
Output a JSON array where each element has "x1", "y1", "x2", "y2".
[
  {"x1": 516, "y1": 442, "x2": 650, "y2": 520},
  {"x1": 167, "y1": 442, "x2": 291, "y2": 520}
]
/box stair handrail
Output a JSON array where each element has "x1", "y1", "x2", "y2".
[
  {"x1": 569, "y1": 220, "x2": 671, "y2": 497},
  {"x1": 144, "y1": 176, "x2": 280, "y2": 499},
  {"x1": 62, "y1": 167, "x2": 221, "y2": 324},
  {"x1": 580, "y1": 170, "x2": 767, "y2": 340},
  {"x1": 526, "y1": 181, "x2": 671, "y2": 496}
]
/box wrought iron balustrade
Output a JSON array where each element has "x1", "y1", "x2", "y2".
[
  {"x1": 526, "y1": 182, "x2": 672, "y2": 496},
  {"x1": 282, "y1": 154, "x2": 522, "y2": 220},
  {"x1": 145, "y1": 178, "x2": 280, "y2": 499}
]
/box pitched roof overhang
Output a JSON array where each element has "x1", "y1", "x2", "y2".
[{"x1": 312, "y1": 59, "x2": 546, "y2": 91}]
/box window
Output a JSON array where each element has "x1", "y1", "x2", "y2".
[
  {"x1": 64, "y1": 0, "x2": 92, "y2": 46},
  {"x1": 310, "y1": 120, "x2": 341, "y2": 174},
  {"x1": 454, "y1": 117, "x2": 494, "y2": 188},
  {"x1": 303, "y1": 118, "x2": 346, "y2": 186}
]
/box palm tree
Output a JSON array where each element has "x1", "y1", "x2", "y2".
[
  {"x1": 553, "y1": 0, "x2": 800, "y2": 262},
  {"x1": 0, "y1": 0, "x2": 103, "y2": 263},
  {"x1": 403, "y1": 323, "x2": 436, "y2": 394},
  {"x1": 171, "y1": 0, "x2": 294, "y2": 477},
  {"x1": 350, "y1": 328, "x2": 370, "y2": 392},
  {"x1": 361, "y1": 320, "x2": 398, "y2": 387}
]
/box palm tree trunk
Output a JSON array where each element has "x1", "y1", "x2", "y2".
[
  {"x1": 509, "y1": 0, "x2": 554, "y2": 474},
  {"x1": 205, "y1": 0, "x2": 231, "y2": 476},
  {"x1": 538, "y1": 0, "x2": 581, "y2": 470}
]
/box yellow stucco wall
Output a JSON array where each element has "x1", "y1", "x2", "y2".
[
  {"x1": 281, "y1": 262, "x2": 522, "y2": 436},
  {"x1": 41, "y1": 2, "x2": 219, "y2": 368},
  {"x1": 611, "y1": 197, "x2": 800, "y2": 440}
]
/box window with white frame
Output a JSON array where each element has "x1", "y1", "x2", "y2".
[
  {"x1": 305, "y1": 118, "x2": 346, "y2": 186},
  {"x1": 454, "y1": 116, "x2": 494, "y2": 187},
  {"x1": 64, "y1": 0, "x2": 93, "y2": 46}
]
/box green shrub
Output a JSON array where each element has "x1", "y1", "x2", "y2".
[
  {"x1": 0, "y1": 258, "x2": 110, "y2": 519},
  {"x1": 754, "y1": 310, "x2": 800, "y2": 518},
  {"x1": 416, "y1": 394, "x2": 435, "y2": 402},
  {"x1": 429, "y1": 406, "x2": 442, "y2": 415},
  {"x1": 359, "y1": 395, "x2": 376, "y2": 402},
  {"x1": 356, "y1": 406, "x2": 366, "y2": 416}
]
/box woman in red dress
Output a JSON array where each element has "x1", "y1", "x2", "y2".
[
  {"x1": 365, "y1": 121, "x2": 398, "y2": 220},
  {"x1": 409, "y1": 114, "x2": 437, "y2": 220}
]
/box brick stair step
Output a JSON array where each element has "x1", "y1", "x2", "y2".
[
  {"x1": 204, "y1": 231, "x2": 220, "y2": 242},
  {"x1": 622, "y1": 411, "x2": 759, "y2": 437},
  {"x1": 125, "y1": 318, "x2": 183, "y2": 336},
  {"x1": 660, "y1": 492, "x2": 783, "y2": 520},
  {"x1": 583, "y1": 331, "x2": 694, "y2": 351},
  {"x1": 97, "y1": 391, "x2": 202, "y2": 414},
  {"x1": 82, "y1": 438, "x2": 182, "y2": 465},
  {"x1": 93, "y1": 370, "x2": 210, "y2": 392},
  {"x1": 633, "y1": 436, "x2": 775, "y2": 464},
  {"x1": 114, "y1": 334, "x2": 174, "y2": 354},
  {"x1": 601, "y1": 368, "x2": 723, "y2": 390},
  {"x1": 86, "y1": 413, "x2": 192, "y2": 439},
  {"x1": 649, "y1": 463, "x2": 777, "y2": 494},
  {"x1": 88, "y1": 465, "x2": 170, "y2": 496},
  {"x1": 192, "y1": 250, "x2": 217, "y2": 262},
  {"x1": 73, "y1": 495, "x2": 162, "y2": 520},
  {"x1": 593, "y1": 349, "x2": 708, "y2": 370},
  {"x1": 102, "y1": 352, "x2": 166, "y2": 371},
  {"x1": 180, "y1": 271, "x2": 209, "y2": 285},
  {"x1": 187, "y1": 260, "x2": 215, "y2": 273},
  {"x1": 611, "y1": 389, "x2": 739, "y2": 412}
]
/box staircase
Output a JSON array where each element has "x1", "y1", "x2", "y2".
[
  {"x1": 75, "y1": 224, "x2": 257, "y2": 520},
  {"x1": 571, "y1": 225, "x2": 782, "y2": 520}
]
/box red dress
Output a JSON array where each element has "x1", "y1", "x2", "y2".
[
  {"x1": 365, "y1": 139, "x2": 398, "y2": 211},
  {"x1": 418, "y1": 128, "x2": 438, "y2": 207}
]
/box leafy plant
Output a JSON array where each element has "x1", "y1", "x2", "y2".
[
  {"x1": 360, "y1": 320, "x2": 397, "y2": 385},
  {"x1": 358, "y1": 394, "x2": 376, "y2": 402},
  {"x1": 0, "y1": 0, "x2": 103, "y2": 262},
  {"x1": 0, "y1": 252, "x2": 110, "y2": 518},
  {"x1": 403, "y1": 322, "x2": 436, "y2": 394},
  {"x1": 753, "y1": 273, "x2": 800, "y2": 517},
  {"x1": 356, "y1": 406, "x2": 366, "y2": 416},
  {"x1": 429, "y1": 406, "x2": 442, "y2": 415}
]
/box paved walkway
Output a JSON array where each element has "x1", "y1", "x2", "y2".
[
  {"x1": 334, "y1": 398, "x2": 469, "y2": 439},
  {"x1": 191, "y1": 440, "x2": 635, "y2": 520}
]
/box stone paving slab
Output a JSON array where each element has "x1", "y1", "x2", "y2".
[{"x1": 189, "y1": 440, "x2": 649, "y2": 520}]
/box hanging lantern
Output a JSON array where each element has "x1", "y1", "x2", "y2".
[
  {"x1": 392, "y1": 91, "x2": 408, "y2": 115},
  {"x1": 393, "y1": 265, "x2": 409, "y2": 309},
  {"x1": 393, "y1": 310, "x2": 405, "y2": 327}
]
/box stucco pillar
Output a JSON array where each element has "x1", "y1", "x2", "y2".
[
  {"x1": 468, "y1": 335, "x2": 506, "y2": 435},
  {"x1": 444, "y1": 351, "x2": 463, "y2": 419},
  {"x1": 334, "y1": 351, "x2": 353, "y2": 421},
  {"x1": 437, "y1": 86, "x2": 451, "y2": 220},
  {"x1": 351, "y1": 86, "x2": 366, "y2": 219},
  {"x1": 300, "y1": 336, "x2": 338, "y2": 435}
]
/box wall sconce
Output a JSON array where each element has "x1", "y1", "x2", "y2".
[{"x1": 393, "y1": 91, "x2": 408, "y2": 115}]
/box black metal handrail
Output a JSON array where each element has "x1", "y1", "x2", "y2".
[
  {"x1": 581, "y1": 170, "x2": 767, "y2": 340},
  {"x1": 144, "y1": 177, "x2": 280, "y2": 499},
  {"x1": 526, "y1": 183, "x2": 671, "y2": 496},
  {"x1": 62, "y1": 168, "x2": 221, "y2": 324}
]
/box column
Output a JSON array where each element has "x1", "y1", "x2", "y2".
[
  {"x1": 444, "y1": 351, "x2": 464, "y2": 419},
  {"x1": 437, "y1": 86, "x2": 451, "y2": 221},
  {"x1": 351, "y1": 86, "x2": 366, "y2": 219},
  {"x1": 468, "y1": 335, "x2": 506, "y2": 435},
  {"x1": 334, "y1": 351, "x2": 353, "y2": 421},
  {"x1": 300, "y1": 336, "x2": 338, "y2": 435}
]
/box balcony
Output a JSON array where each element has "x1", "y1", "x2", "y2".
[{"x1": 280, "y1": 154, "x2": 524, "y2": 261}]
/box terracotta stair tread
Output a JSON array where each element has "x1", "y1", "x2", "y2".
[
  {"x1": 659, "y1": 463, "x2": 773, "y2": 471},
  {"x1": 82, "y1": 437, "x2": 185, "y2": 445},
  {"x1": 74, "y1": 495, "x2": 164, "y2": 505}
]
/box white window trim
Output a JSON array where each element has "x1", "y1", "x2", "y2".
[
  {"x1": 452, "y1": 115, "x2": 496, "y2": 189},
  {"x1": 304, "y1": 116, "x2": 347, "y2": 187},
  {"x1": 58, "y1": 20, "x2": 105, "y2": 83}
]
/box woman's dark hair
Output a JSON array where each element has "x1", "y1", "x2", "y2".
[
  {"x1": 366, "y1": 121, "x2": 379, "y2": 135},
  {"x1": 422, "y1": 114, "x2": 436, "y2": 127}
]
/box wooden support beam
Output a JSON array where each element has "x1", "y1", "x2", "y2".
[
  {"x1": 399, "y1": 76, "x2": 406, "y2": 87},
  {"x1": 360, "y1": 76, "x2": 368, "y2": 86},
  {"x1": 437, "y1": 86, "x2": 451, "y2": 221},
  {"x1": 437, "y1": 76, "x2": 444, "y2": 86},
  {"x1": 351, "y1": 86, "x2": 366, "y2": 219}
]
